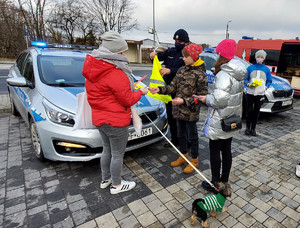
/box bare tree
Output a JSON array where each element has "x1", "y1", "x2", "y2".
[
  {"x1": 81, "y1": 0, "x2": 138, "y2": 34},
  {"x1": 0, "y1": 0, "x2": 138, "y2": 57},
  {"x1": 47, "y1": 0, "x2": 98, "y2": 44},
  {"x1": 17, "y1": 0, "x2": 48, "y2": 41},
  {"x1": 0, "y1": 0, "x2": 26, "y2": 58},
  {"x1": 46, "y1": 3, "x2": 63, "y2": 43},
  {"x1": 59, "y1": 0, "x2": 82, "y2": 43},
  {"x1": 76, "y1": 16, "x2": 100, "y2": 46}
]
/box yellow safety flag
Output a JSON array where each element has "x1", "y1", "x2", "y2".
[{"x1": 147, "y1": 56, "x2": 172, "y2": 103}]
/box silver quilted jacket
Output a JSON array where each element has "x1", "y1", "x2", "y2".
[{"x1": 203, "y1": 59, "x2": 247, "y2": 140}]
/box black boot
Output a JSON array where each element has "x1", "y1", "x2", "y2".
[
  {"x1": 250, "y1": 124, "x2": 256, "y2": 136},
  {"x1": 202, "y1": 180, "x2": 218, "y2": 192},
  {"x1": 245, "y1": 122, "x2": 251, "y2": 135}
]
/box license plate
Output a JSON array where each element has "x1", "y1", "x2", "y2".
[
  {"x1": 128, "y1": 127, "x2": 152, "y2": 141},
  {"x1": 282, "y1": 100, "x2": 292, "y2": 106}
]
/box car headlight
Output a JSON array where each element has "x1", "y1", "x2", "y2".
[
  {"x1": 158, "y1": 101, "x2": 166, "y2": 115},
  {"x1": 43, "y1": 99, "x2": 75, "y2": 126}
]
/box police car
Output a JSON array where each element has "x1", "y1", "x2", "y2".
[
  {"x1": 6, "y1": 42, "x2": 168, "y2": 162},
  {"x1": 200, "y1": 48, "x2": 294, "y2": 113}
]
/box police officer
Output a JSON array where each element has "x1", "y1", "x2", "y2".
[{"x1": 150, "y1": 29, "x2": 190, "y2": 147}]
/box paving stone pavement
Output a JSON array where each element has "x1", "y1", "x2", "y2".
[
  {"x1": 0, "y1": 95, "x2": 299, "y2": 228},
  {"x1": 0, "y1": 95, "x2": 10, "y2": 113}
]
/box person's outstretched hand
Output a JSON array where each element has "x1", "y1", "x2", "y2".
[
  {"x1": 148, "y1": 87, "x2": 159, "y2": 94},
  {"x1": 193, "y1": 95, "x2": 206, "y2": 103},
  {"x1": 159, "y1": 68, "x2": 171, "y2": 76},
  {"x1": 140, "y1": 86, "x2": 148, "y2": 95},
  {"x1": 149, "y1": 51, "x2": 157, "y2": 60},
  {"x1": 172, "y1": 97, "x2": 184, "y2": 106}
]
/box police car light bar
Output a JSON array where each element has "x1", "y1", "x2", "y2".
[
  {"x1": 242, "y1": 36, "x2": 254, "y2": 40},
  {"x1": 203, "y1": 48, "x2": 216, "y2": 53},
  {"x1": 242, "y1": 36, "x2": 260, "y2": 40},
  {"x1": 31, "y1": 41, "x2": 98, "y2": 50},
  {"x1": 31, "y1": 41, "x2": 48, "y2": 47}
]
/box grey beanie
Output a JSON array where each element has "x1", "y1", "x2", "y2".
[
  {"x1": 101, "y1": 31, "x2": 128, "y2": 53},
  {"x1": 255, "y1": 50, "x2": 267, "y2": 59}
]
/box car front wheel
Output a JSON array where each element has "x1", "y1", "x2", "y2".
[{"x1": 30, "y1": 119, "x2": 45, "y2": 162}]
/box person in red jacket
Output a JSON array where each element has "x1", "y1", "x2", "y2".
[{"x1": 82, "y1": 31, "x2": 148, "y2": 194}]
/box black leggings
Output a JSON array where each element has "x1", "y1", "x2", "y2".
[
  {"x1": 245, "y1": 94, "x2": 263, "y2": 128},
  {"x1": 209, "y1": 138, "x2": 232, "y2": 183}
]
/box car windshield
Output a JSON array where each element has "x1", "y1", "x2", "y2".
[
  {"x1": 38, "y1": 56, "x2": 85, "y2": 86},
  {"x1": 200, "y1": 55, "x2": 217, "y2": 71}
]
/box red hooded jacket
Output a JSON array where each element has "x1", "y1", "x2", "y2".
[{"x1": 82, "y1": 55, "x2": 142, "y2": 127}]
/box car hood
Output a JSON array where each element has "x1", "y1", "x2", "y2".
[
  {"x1": 39, "y1": 85, "x2": 160, "y2": 114},
  {"x1": 271, "y1": 75, "x2": 292, "y2": 90}
]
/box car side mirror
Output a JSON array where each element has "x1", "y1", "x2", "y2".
[{"x1": 6, "y1": 77, "x2": 34, "y2": 89}]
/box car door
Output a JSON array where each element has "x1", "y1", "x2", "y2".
[
  {"x1": 9, "y1": 52, "x2": 29, "y2": 117},
  {"x1": 15, "y1": 52, "x2": 35, "y2": 122}
]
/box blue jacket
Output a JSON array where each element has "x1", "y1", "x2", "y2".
[
  {"x1": 157, "y1": 47, "x2": 185, "y2": 85},
  {"x1": 244, "y1": 64, "x2": 272, "y2": 96}
]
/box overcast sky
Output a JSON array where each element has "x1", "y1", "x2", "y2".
[{"x1": 122, "y1": 0, "x2": 300, "y2": 47}]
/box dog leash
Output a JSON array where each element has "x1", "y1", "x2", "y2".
[{"x1": 143, "y1": 112, "x2": 218, "y2": 191}]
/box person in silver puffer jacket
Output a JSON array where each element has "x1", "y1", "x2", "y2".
[
  {"x1": 204, "y1": 58, "x2": 247, "y2": 140},
  {"x1": 197, "y1": 39, "x2": 247, "y2": 192}
]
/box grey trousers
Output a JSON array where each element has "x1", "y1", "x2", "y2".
[{"x1": 98, "y1": 125, "x2": 128, "y2": 186}]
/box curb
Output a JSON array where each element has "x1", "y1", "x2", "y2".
[
  {"x1": 0, "y1": 108, "x2": 11, "y2": 113},
  {"x1": 0, "y1": 94, "x2": 11, "y2": 113},
  {"x1": 0, "y1": 61, "x2": 15, "y2": 64}
]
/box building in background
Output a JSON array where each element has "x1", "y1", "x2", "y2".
[{"x1": 125, "y1": 40, "x2": 143, "y2": 63}]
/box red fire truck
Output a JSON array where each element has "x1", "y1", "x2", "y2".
[{"x1": 236, "y1": 37, "x2": 300, "y2": 94}]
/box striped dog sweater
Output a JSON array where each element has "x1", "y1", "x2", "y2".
[{"x1": 197, "y1": 192, "x2": 226, "y2": 213}]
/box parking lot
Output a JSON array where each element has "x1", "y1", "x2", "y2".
[{"x1": 0, "y1": 93, "x2": 299, "y2": 227}]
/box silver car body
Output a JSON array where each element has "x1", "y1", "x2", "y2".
[
  {"x1": 200, "y1": 50, "x2": 294, "y2": 113},
  {"x1": 7, "y1": 44, "x2": 168, "y2": 162}
]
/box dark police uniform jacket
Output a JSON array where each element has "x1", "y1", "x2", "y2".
[{"x1": 157, "y1": 47, "x2": 185, "y2": 85}]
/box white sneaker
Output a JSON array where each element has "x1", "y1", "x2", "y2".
[
  {"x1": 100, "y1": 178, "x2": 112, "y2": 189},
  {"x1": 110, "y1": 180, "x2": 136, "y2": 194},
  {"x1": 296, "y1": 163, "x2": 300, "y2": 178}
]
